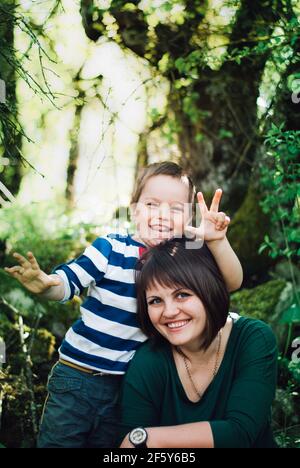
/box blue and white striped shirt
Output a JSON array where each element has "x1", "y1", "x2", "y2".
[{"x1": 53, "y1": 234, "x2": 148, "y2": 374}]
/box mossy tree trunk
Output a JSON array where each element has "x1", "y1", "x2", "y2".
[
  {"x1": 65, "y1": 73, "x2": 85, "y2": 210},
  {"x1": 0, "y1": 1, "x2": 22, "y2": 196}
]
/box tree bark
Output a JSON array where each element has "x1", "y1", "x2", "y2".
[
  {"x1": 65, "y1": 75, "x2": 85, "y2": 209},
  {"x1": 79, "y1": 1, "x2": 290, "y2": 209},
  {"x1": 0, "y1": 1, "x2": 22, "y2": 196}
]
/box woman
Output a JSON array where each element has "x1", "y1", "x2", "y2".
[{"x1": 118, "y1": 238, "x2": 278, "y2": 448}]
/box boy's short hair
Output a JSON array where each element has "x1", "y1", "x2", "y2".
[
  {"x1": 130, "y1": 161, "x2": 196, "y2": 205},
  {"x1": 135, "y1": 237, "x2": 229, "y2": 351}
]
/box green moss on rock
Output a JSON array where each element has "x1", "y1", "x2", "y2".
[{"x1": 230, "y1": 279, "x2": 287, "y2": 321}]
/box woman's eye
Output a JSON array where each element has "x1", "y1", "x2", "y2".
[
  {"x1": 177, "y1": 292, "x2": 190, "y2": 299},
  {"x1": 147, "y1": 298, "x2": 161, "y2": 305}
]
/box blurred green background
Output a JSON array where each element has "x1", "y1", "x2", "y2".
[{"x1": 0, "y1": 0, "x2": 299, "y2": 448}]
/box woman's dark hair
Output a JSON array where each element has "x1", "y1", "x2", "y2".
[{"x1": 135, "y1": 237, "x2": 230, "y2": 350}]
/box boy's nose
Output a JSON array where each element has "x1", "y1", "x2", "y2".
[{"x1": 158, "y1": 203, "x2": 170, "y2": 220}]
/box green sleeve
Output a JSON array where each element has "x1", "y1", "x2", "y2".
[
  {"x1": 117, "y1": 342, "x2": 166, "y2": 445},
  {"x1": 210, "y1": 321, "x2": 278, "y2": 448}
]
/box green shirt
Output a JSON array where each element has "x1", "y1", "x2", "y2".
[{"x1": 118, "y1": 315, "x2": 278, "y2": 448}]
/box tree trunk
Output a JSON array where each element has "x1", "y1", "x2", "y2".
[
  {"x1": 79, "y1": 0, "x2": 291, "y2": 211},
  {"x1": 0, "y1": 1, "x2": 22, "y2": 196},
  {"x1": 65, "y1": 77, "x2": 85, "y2": 209}
]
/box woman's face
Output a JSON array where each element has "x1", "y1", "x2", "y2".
[{"x1": 146, "y1": 282, "x2": 207, "y2": 351}]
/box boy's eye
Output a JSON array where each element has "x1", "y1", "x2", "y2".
[
  {"x1": 171, "y1": 205, "x2": 184, "y2": 213},
  {"x1": 146, "y1": 202, "x2": 159, "y2": 208}
]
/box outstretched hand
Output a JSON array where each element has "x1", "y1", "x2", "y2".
[
  {"x1": 4, "y1": 251, "x2": 61, "y2": 294},
  {"x1": 185, "y1": 189, "x2": 230, "y2": 242}
]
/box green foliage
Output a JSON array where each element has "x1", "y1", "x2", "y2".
[
  {"x1": 31, "y1": 329, "x2": 56, "y2": 365},
  {"x1": 0, "y1": 202, "x2": 93, "y2": 271},
  {"x1": 0, "y1": 366, "x2": 47, "y2": 447},
  {"x1": 161, "y1": 117, "x2": 182, "y2": 144},
  {"x1": 175, "y1": 51, "x2": 203, "y2": 77},
  {"x1": 280, "y1": 303, "x2": 300, "y2": 325},
  {"x1": 231, "y1": 280, "x2": 300, "y2": 447},
  {"x1": 273, "y1": 357, "x2": 300, "y2": 448},
  {"x1": 0, "y1": 202, "x2": 101, "y2": 447},
  {"x1": 258, "y1": 124, "x2": 300, "y2": 371},
  {"x1": 84, "y1": 0, "x2": 300, "y2": 129},
  {"x1": 259, "y1": 125, "x2": 300, "y2": 263},
  {"x1": 289, "y1": 360, "x2": 300, "y2": 386},
  {"x1": 0, "y1": 300, "x2": 57, "y2": 447},
  {"x1": 0, "y1": 1, "x2": 60, "y2": 172}
]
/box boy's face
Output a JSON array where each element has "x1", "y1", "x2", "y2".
[{"x1": 132, "y1": 175, "x2": 191, "y2": 247}]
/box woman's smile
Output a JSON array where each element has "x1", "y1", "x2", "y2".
[{"x1": 165, "y1": 319, "x2": 192, "y2": 331}]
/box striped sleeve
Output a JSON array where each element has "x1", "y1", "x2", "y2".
[{"x1": 53, "y1": 237, "x2": 112, "y2": 302}]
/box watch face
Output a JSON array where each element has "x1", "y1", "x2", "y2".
[{"x1": 129, "y1": 427, "x2": 147, "y2": 446}]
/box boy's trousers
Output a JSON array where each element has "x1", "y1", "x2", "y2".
[{"x1": 37, "y1": 361, "x2": 123, "y2": 448}]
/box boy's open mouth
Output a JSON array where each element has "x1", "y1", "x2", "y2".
[{"x1": 150, "y1": 224, "x2": 172, "y2": 233}]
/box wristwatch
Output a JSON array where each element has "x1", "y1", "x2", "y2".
[{"x1": 129, "y1": 427, "x2": 148, "y2": 448}]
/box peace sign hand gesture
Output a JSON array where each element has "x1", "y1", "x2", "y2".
[{"x1": 185, "y1": 189, "x2": 230, "y2": 242}]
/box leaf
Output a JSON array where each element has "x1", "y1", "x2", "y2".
[
  {"x1": 162, "y1": 1, "x2": 173, "y2": 12},
  {"x1": 288, "y1": 229, "x2": 300, "y2": 243},
  {"x1": 258, "y1": 243, "x2": 268, "y2": 254},
  {"x1": 195, "y1": 133, "x2": 204, "y2": 142},
  {"x1": 280, "y1": 303, "x2": 300, "y2": 324},
  {"x1": 174, "y1": 57, "x2": 185, "y2": 74},
  {"x1": 219, "y1": 129, "x2": 233, "y2": 139}
]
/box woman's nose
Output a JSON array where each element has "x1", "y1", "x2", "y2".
[{"x1": 162, "y1": 301, "x2": 180, "y2": 318}]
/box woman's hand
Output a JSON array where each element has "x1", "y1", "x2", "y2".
[
  {"x1": 185, "y1": 189, "x2": 230, "y2": 242},
  {"x1": 4, "y1": 251, "x2": 61, "y2": 294},
  {"x1": 120, "y1": 434, "x2": 134, "y2": 448}
]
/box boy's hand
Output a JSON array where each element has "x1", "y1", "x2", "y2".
[
  {"x1": 4, "y1": 252, "x2": 61, "y2": 294},
  {"x1": 185, "y1": 189, "x2": 230, "y2": 242}
]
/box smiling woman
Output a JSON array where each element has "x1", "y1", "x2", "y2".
[
  {"x1": 136, "y1": 240, "x2": 229, "y2": 352},
  {"x1": 118, "y1": 237, "x2": 278, "y2": 448}
]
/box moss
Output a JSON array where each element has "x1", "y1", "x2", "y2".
[
  {"x1": 31, "y1": 328, "x2": 56, "y2": 364},
  {"x1": 230, "y1": 279, "x2": 287, "y2": 322}
]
